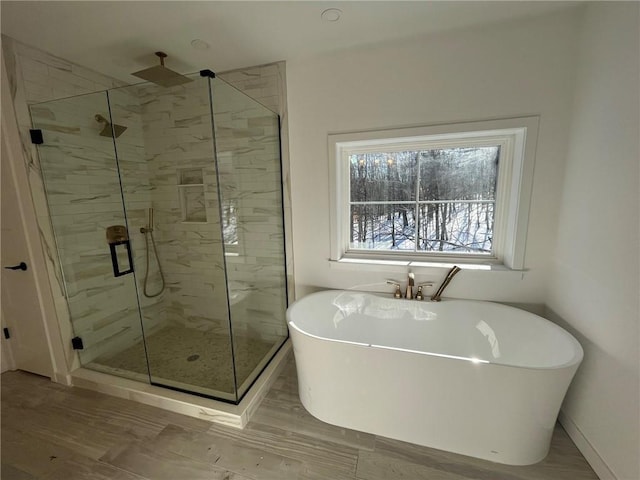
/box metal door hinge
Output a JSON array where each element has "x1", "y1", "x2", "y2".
[
  {"x1": 3, "y1": 328, "x2": 10, "y2": 339},
  {"x1": 71, "y1": 336, "x2": 84, "y2": 350},
  {"x1": 30, "y1": 129, "x2": 43, "y2": 145}
]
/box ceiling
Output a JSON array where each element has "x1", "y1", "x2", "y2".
[{"x1": 1, "y1": 1, "x2": 580, "y2": 84}]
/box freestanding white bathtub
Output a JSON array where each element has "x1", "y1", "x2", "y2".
[{"x1": 287, "y1": 290, "x2": 583, "y2": 465}]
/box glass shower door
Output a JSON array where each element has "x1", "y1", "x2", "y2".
[
  {"x1": 109, "y1": 75, "x2": 237, "y2": 401},
  {"x1": 210, "y1": 77, "x2": 289, "y2": 398},
  {"x1": 30, "y1": 92, "x2": 149, "y2": 382}
]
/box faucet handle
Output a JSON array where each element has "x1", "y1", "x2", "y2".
[
  {"x1": 386, "y1": 280, "x2": 403, "y2": 299},
  {"x1": 415, "y1": 283, "x2": 434, "y2": 301}
]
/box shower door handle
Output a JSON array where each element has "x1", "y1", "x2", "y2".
[
  {"x1": 106, "y1": 225, "x2": 134, "y2": 277},
  {"x1": 4, "y1": 262, "x2": 27, "y2": 271},
  {"x1": 109, "y1": 241, "x2": 134, "y2": 277}
]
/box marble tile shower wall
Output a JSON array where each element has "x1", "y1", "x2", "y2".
[
  {"x1": 217, "y1": 63, "x2": 294, "y2": 307},
  {"x1": 134, "y1": 81, "x2": 230, "y2": 334},
  {"x1": 109, "y1": 91, "x2": 167, "y2": 337},
  {"x1": 130, "y1": 73, "x2": 290, "y2": 342},
  {"x1": 212, "y1": 83, "x2": 287, "y2": 342}
]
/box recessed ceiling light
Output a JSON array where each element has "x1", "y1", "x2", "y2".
[
  {"x1": 321, "y1": 8, "x2": 342, "y2": 22},
  {"x1": 190, "y1": 39, "x2": 210, "y2": 50}
]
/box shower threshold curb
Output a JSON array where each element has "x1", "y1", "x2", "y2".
[{"x1": 70, "y1": 339, "x2": 292, "y2": 429}]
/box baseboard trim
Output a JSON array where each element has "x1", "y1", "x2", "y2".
[
  {"x1": 52, "y1": 371, "x2": 72, "y2": 385},
  {"x1": 558, "y1": 410, "x2": 616, "y2": 480}
]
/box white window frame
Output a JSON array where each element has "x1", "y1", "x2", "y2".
[{"x1": 328, "y1": 117, "x2": 539, "y2": 270}]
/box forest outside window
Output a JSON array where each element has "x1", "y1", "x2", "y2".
[
  {"x1": 329, "y1": 118, "x2": 539, "y2": 269},
  {"x1": 350, "y1": 145, "x2": 498, "y2": 255}
]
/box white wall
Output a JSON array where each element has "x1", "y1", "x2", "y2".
[
  {"x1": 547, "y1": 3, "x2": 640, "y2": 480},
  {"x1": 287, "y1": 9, "x2": 580, "y2": 302}
]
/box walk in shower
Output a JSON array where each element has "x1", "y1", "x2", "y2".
[{"x1": 29, "y1": 71, "x2": 288, "y2": 403}]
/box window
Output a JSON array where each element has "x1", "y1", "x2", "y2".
[
  {"x1": 349, "y1": 146, "x2": 499, "y2": 254},
  {"x1": 329, "y1": 117, "x2": 539, "y2": 269}
]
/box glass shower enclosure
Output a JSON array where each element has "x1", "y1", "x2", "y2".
[{"x1": 29, "y1": 72, "x2": 288, "y2": 403}]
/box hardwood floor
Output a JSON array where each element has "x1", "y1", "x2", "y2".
[{"x1": 1, "y1": 354, "x2": 598, "y2": 480}]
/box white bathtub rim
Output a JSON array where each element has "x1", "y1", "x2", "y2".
[{"x1": 287, "y1": 290, "x2": 584, "y2": 371}]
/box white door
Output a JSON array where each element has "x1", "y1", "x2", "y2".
[{"x1": 1, "y1": 137, "x2": 53, "y2": 378}]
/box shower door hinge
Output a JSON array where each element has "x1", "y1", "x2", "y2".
[
  {"x1": 3, "y1": 328, "x2": 10, "y2": 339},
  {"x1": 71, "y1": 336, "x2": 84, "y2": 350},
  {"x1": 29, "y1": 129, "x2": 43, "y2": 145}
]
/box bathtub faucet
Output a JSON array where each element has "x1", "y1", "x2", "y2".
[
  {"x1": 386, "y1": 280, "x2": 403, "y2": 299},
  {"x1": 431, "y1": 266, "x2": 462, "y2": 302},
  {"x1": 415, "y1": 282, "x2": 434, "y2": 301},
  {"x1": 406, "y1": 272, "x2": 415, "y2": 299},
  {"x1": 388, "y1": 274, "x2": 435, "y2": 300}
]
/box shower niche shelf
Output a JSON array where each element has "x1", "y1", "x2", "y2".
[{"x1": 178, "y1": 168, "x2": 206, "y2": 223}]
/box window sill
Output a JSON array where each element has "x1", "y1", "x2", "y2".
[{"x1": 328, "y1": 257, "x2": 524, "y2": 274}]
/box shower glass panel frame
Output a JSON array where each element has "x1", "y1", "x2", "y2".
[{"x1": 29, "y1": 72, "x2": 289, "y2": 404}]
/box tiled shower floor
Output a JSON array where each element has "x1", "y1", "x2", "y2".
[{"x1": 92, "y1": 326, "x2": 276, "y2": 399}]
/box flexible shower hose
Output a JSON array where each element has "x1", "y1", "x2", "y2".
[{"x1": 142, "y1": 229, "x2": 165, "y2": 298}]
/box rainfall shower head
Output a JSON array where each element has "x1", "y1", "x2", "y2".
[
  {"x1": 95, "y1": 114, "x2": 127, "y2": 138},
  {"x1": 131, "y1": 52, "x2": 193, "y2": 88}
]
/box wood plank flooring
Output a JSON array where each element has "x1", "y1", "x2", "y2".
[{"x1": 1, "y1": 354, "x2": 598, "y2": 480}]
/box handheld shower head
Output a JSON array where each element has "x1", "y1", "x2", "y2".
[
  {"x1": 131, "y1": 52, "x2": 193, "y2": 88},
  {"x1": 95, "y1": 114, "x2": 127, "y2": 138}
]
